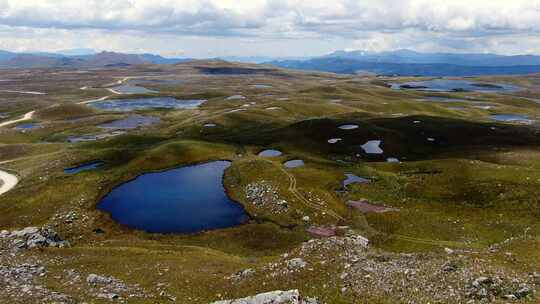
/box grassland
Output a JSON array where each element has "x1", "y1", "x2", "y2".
[{"x1": 0, "y1": 61, "x2": 539, "y2": 303}]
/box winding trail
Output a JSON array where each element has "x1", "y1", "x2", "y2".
[
  {"x1": 0, "y1": 76, "x2": 133, "y2": 196},
  {"x1": 77, "y1": 95, "x2": 111, "y2": 105},
  {"x1": 0, "y1": 109, "x2": 35, "y2": 196},
  {"x1": 280, "y1": 165, "x2": 344, "y2": 221},
  {"x1": 0, "y1": 170, "x2": 18, "y2": 196},
  {"x1": 0, "y1": 111, "x2": 35, "y2": 128},
  {"x1": 0, "y1": 90, "x2": 46, "y2": 95},
  {"x1": 106, "y1": 88, "x2": 122, "y2": 95},
  {"x1": 256, "y1": 158, "x2": 344, "y2": 221}
]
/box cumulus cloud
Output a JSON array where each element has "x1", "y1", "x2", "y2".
[
  {"x1": 1, "y1": 0, "x2": 540, "y2": 35},
  {"x1": 0, "y1": 0, "x2": 539, "y2": 56}
]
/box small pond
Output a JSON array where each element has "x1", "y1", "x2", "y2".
[
  {"x1": 252, "y1": 84, "x2": 273, "y2": 89},
  {"x1": 473, "y1": 104, "x2": 493, "y2": 110},
  {"x1": 338, "y1": 124, "x2": 359, "y2": 130},
  {"x1": 64, "y1": 161, "x2": 105, "y2": 174},
  {"x1": 99, "y1": 115, "x2": 160, "y2": 130},
  {"x1": 284, "y1": 159, "x2": 304, "y2": 168},
  {"x1": 91, "y1": 97, "x2": 206, "y2": 111},
  {"x1": 328, "y1": 138, "x2": 342, "y2": 144},
  {"x1": 361, "y1": 140, "x2": 383, "y2": 154},
  {"x1": 15, "y1": 123, "x2": 40, "y2": 130},
  {"x1": 490, "y1": 114, "x2": 532, "y2": 123},
  {"x1": 97, "y1": 161, "x2": 248, "y2": 233},
  {"x1": 226, "y1": 95, "x2": 246, "y2": 100},
  {"x1": 392, "y1": 79, "x2": 520, "y2": 93},
  {"x1": 343, "y1": 174, "x2": 370, "y2": 188},
  {"x1": 258, "y1": 149, "x2": 283, "y2": 157}
]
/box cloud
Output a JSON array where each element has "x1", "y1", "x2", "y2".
[
  {"x1": 0, "y1": 0, "x2": 539, "y2": 56},
  {"x1": 1, "y1": 0, "x2": 540, "y2": 36}
]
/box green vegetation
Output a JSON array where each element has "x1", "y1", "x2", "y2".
[{"x1": 0, "y1": 61, "x2": 539, "y2": 303}]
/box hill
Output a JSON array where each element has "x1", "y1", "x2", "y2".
[{"x1": 0, "y1": 50, "x2": 188, "y2": 69}]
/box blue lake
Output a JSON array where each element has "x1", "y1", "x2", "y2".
[
  {"x1": 343, "y1": 173, "x2": 370, "y2": 188},
  {"x1": 91, "y1": 97, "x2": 206, "y2": 111},
  {"x1": 252, "y1": 84, "x2": 273, "y2": 89},
  {"x1": 258, "y1": 149, "x2": 282, "y2": 157},
  {"x1": 15, "y1": 123, "x2": 40, "y2": 130},
  {"x1": 284, "y1": 159, "x2": 304, "y2": 168},
  {"x1": 64, "y1": 161, "x2": 105, "y2": 174},
  {"x1": 97, "y1": 161, "x2": 248, "y2": 233},
  {"x1": 99, "y1": 115, "x2": 160, "y2": 129},
  {"x1": 490, "y1": 114, "x2": 531, "y2": 122},
  {"x1": 392, "y1": 79, "x2": 520, "y2": 93}
]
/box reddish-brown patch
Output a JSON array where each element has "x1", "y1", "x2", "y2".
[
  {"x1": 347, "y1": 200, "x2": 399, "y2": 213},
  {"x1": 307, "y1": 226, "x2": 337, "y2": 237}
]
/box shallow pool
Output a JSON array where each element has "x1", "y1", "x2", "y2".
[
  {"x1": 284, "y1": 159, "x2": 304, "y2": 168},
  {"x1": 392, "y1": 79, "x2": 520, "y2": 93},
  {"x1": 91, "y1": 97, "x2": 206, "y2": 111},
  {"x1": 258, "y1": 149, "x2": 283, "y2": 157},
  {"x1": 98, "y1": 115, "x2": 160, "y2": 129},
  {"x1": 361, "y1": 140, "x2": 383, "y2": 154},
  {"x1": 14, "y1": 123, "x2": 40, "y2": 130},
  {"x1": 343, "y1": 174, "x2": 370, "y2": 188},
  {"x1": 64, "y1": 161, "x2": 105, "y2": 174},
  {"x1": 338, "y1": 124, "x2": 359, "y2": 130},
  {"x1": 490, "y1": 114, "x2": 531, "y2": 122}
]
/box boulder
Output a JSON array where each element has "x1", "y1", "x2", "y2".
[
  {"x1": 10, "y1": 227, "x2": 39, "y2": 238},
  {"x1": 87, "y1": 274, "x2": 113, "y2": 285},
  {"x1": 211, "y1": 290, "x2": 318, "y2": 304},
  {"x1": 286, "y1": 258, "x2": 306, "y2": 270},
  {"x1": 8, "y1": 227, "x2": 70, "y2": 249},
  {"x1": 515, "y1": 286, "x2": 531, "y2": 299}
]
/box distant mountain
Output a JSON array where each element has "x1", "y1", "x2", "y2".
[
  {"x1": 267, "y1": 50, "x2": 540, "y2": 76},
  {"x1": 219, "y1": 56, "x2": 309, "y2": 64},
  {"x1": 323, "y1": 49, "x2": 540, "y2": 67},
  {"x1": 0, "y1": 50, "x2": 189, "y2": 69},
  {"x1": 0, "y1": 50, "x2": 17, "y2": 61},
  {"x1": 139, "y1": 53, "x2": 189, "y2": 64}
]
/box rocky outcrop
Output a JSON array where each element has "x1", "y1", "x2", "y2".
[
  {"x1": 286, "y1": 258, "x2": 306, "y2": 271},
  {"x1": 245, "y1": 181, "x2": 289, "y2": 213},
  {"x1": 211, "y1": 290, "x2": 318, "y2": 304},
  {"x1": 0, "y1": 264, "x2": 72, "y2": 302},
  {"x1": 1, "y1": 227, "x2": 69, "y2": 250},
  {"x1": 87, "y1": 274, "x2": 113, "y2": 285}
]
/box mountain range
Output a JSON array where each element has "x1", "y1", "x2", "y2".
[
  {"x1": 266, "y1": 49, "x2": 540, "y2": 76},
  {"x1": 0, "y1": 50, "x2": 188, "y2": 69},
  {"x1": 2, "y1": 48, "x2": 540, "y2": 76}
]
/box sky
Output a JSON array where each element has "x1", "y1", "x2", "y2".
[{"x1": 0, "y1": 0, "x2": 540, "y2": 58}]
